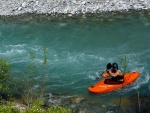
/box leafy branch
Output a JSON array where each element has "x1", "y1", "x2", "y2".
[{"x1": 120, "y1": 54, "x2": 129, "y2": 74}]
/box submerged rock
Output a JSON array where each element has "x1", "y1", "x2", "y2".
[
  {"x1": 110, "y1": 94, "x2": 150, "y2": 113},
  {"x1": 70, "y1": 96, "x2": 86, "y2": 104}
]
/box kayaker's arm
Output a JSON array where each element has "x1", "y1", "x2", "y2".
[
  {"x1": 96, "y1": 69, "x2": 111, "y2": 80},
  {"x1": 96, "y1": 63, "x2": 112, "y2": 80},
  {"x1": 117, "y1": 70, "x2": 124, "y2": 76},
  {"x1": 95, "y1": 72, "x2": 104, "y2": 79}
]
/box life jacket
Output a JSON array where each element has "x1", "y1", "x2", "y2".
[
  {"x1": 102, "y1": 73, "x2": 110, "y2": 77},
  {"x1": 102, "y1": 69, "x2": 111, "y2": 77},
  {"x1": 102, "y1": 69, "x2": 123, "y2": 78},
  {"x1": 109, "y1": 70, "x2": 123, "y2": 77}
]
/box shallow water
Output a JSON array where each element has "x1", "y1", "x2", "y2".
[{"x1": 0, "y1": 11, "x2": 150, "y2": 110}]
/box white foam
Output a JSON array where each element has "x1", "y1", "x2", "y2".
[
  {"x1": 0, "y1": 49, "x2": 26, "y2": 56},
  {"x1": 28, "y1": 45, "x2": 41, "y2": 52},
  {"x1": 88, "y1": 75, "x2": 96, "y2": 80},
  {"x1": 8, "y1": 44, "x2": 27, "y2": 48},
  {"x1": 58, "y1": 23, "x2": 67, "y2": 27},
  {"x1": 66, "y1": 52, "x2": 105, "y2": 64},
  {"x1": 0, "y1": 44, "x2": 27, "y2": 56},
  {"x1": 10, "y1": 59, "x2": 28, "y2": 64},
  {"x1": 50, "y1": 81, "x2": 75, "y2": 87},
  {"x1": 138, "y1": 72, "x2": 150, "y2": 85},
  {"x1": 122, "y1": 70, "x2": 150, "y2": 94}
]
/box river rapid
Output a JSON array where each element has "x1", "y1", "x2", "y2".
[{"x1": 0, "y1": 11, "x2": 150, "y2": 112}]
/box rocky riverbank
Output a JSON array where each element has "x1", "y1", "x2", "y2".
[
  {"x1": 0, "y1": 0, "x2": 150, "y2": 16},
  {"x1": 5, "y1": 93, "x2": 150, "y2": 113},
  {"x1": 42, "y1": 93, "x2": 150, "y2": 113}
]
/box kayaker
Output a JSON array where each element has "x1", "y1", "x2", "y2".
[
  {"x1": 105, "y1": 63, "x2": 112, "y2": 74},
  {"x1": 96, "y1": 63, "x2": 112, "y2": 79},
  {"x1": 104, "y1": 63, "x2": 124, "y2": 84},
  {"x1": 110, "y1": 63, "x2": 123, "y2": 81}
]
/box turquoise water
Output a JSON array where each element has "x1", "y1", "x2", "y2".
[{"x1": 0, "y1": 12, "x2": 150, "y2": 105}]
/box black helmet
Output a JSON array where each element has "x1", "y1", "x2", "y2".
[
  {"x1": 106, "y1": 63, "x2": 112, "y2": 70},
  {"x1": 112, "y1": 63, "x2": 118, "y2": 70}
]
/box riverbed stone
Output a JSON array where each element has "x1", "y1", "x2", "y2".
[
  {"x1": 22, "y1": 2, "x2": 27, "y2": 8},
  {"x1": 70, "y1": 96, "x2": 86, "y2": 104},
  {"x1": 0, "y1": 0, "x2": 150, "y2": 16}
]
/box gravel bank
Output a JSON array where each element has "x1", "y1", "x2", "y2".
[{"x1": 0, "y1": 0, "x2": 150, "y2": 16}]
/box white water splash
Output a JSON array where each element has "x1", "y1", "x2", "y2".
[
  {"x1": 88, "y1": 75, "x2": 96, "y2": 80},
  {"x1": 122, "y1": 68, "x2": 150, "y2": 94},
  {"x1": 0, "y1": 44, "x2": 26, "y2": 57},
  {"x1": 0, "y1": 49, "x2": 26, "y2": 56},
  {"x1": 137, "y1": 72, "x2": 150, "y2": 85},
  {"x1": 58, "y1": 23, "x2": 67, "y2": 27}
]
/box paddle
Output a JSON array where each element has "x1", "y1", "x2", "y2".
[{"x1": 95, "y1": 72, "x2": 104, "y2": 80}]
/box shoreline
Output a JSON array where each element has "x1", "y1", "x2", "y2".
[{"x1": 0, "y1": 0, "x2": 150, "y2": 16}]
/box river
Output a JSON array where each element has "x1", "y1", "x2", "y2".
[{"x1": 0, "y1": 11, "x2": 150, "y2": 112}]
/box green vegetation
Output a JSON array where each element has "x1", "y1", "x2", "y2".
[
  {"x1": 0, "y1": 49, "x2": 72, "y2": 112},
  {"x1": 14, "y1": 47, "x2": 49, "y2": 107},
  {"x1": 0, "y1": 57, "x2": 11, "y2": 97},
  {"x1": 25, "y1": 104, "x2": 71, "y2": 113},
  {"x1": 0, "y1": 101, "x2": 71, "y2": 113},
  {"x1": 120, "y1": 54, "x2": 129, "y2": 74},
  {"x1": 48, "y1": 106, "x2": 71, "y2": 113},
  {"x1": 0, "y1": 101, "x2": 20, "y2": 113}
]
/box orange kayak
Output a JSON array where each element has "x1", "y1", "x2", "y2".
[{"x1": 88, "y1": 71, "x2": 140, "y2": 94}]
